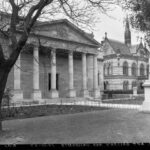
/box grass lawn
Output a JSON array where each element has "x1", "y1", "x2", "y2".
[
  {"x1": 1, "y1": 104, "x2": 110, "y2": 121},
  {"x1": 1, "y1": 109, "x2": 150, "y2": 144},
  {"x1": 102, "y1": 96, "x2": 144, "y2": 105}
]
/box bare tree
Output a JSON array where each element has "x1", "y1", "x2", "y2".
[{"x1": 0, "y1": 0, "x2": 115, "y2": 131}]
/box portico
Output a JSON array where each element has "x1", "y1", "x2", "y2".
[{"x1": 11, "y1": 19, "x2": 101, "y2": 103}]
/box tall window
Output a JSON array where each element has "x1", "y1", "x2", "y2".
[
  {"x1": 123, "y1": 81, "x2": 129, "y2": 90},
  {"x1": 103, "y1": 64, "x2": 106, "y2": 76},
  {"x1": 140, "y1": 63, "x2": 144, "y2": 76},
  {"x1": 107, "y1": 64, "x2": 109, "y2": 75},
  {"x1": 104, "y1": 81, "x2": 109, "y2": 90},
  {"x1": 147, "y1": 65, "x2": 149, "y2": 77},
  {"x1": 104, "y1": 63, "x2": 112, "y2": 76},
  {"x1": 132, "y1": 81, "x2": 137, "y2": 88},
  {"x1": 110, "y1": 64, "x2": 113, "y2": 75},
  {"x1": 139, "y1": 82, "x2": 144, "y2": 90},
  {"x1": 123, "y1": 61, "x2": 128, "y2": 75},
  {"x1": 131, "y1": 63, "x2": 137, "y2": 76},
  {"x1": 98, "y1": 72, "x2": 100, "y2": 86}
]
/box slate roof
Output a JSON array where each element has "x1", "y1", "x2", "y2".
[
  {"x1": 105, "y1": 37, "x2": 150, "y2": 56},
  {"x1": 106, "y1": 38, "x2": 131, "y2": 55}
]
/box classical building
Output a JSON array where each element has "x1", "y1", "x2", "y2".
[
  {"x1": 101, "y1": 18, "x2": 149, "y2": 91},
  {"x1": 0, "y1": 12, "x2": 102, "y2": 103}
]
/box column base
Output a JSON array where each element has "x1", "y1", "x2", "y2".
[
  {"x1": 81, "y1": 89, "x2": 89, "y2": 97},
  {"x1": 141, "y1": 80, "x2": 150, "y2": 112},
  {"x1": 12, "y1": 90, "x2": 23, "y2": 103},
  {"x1": 32, "y1": 90, "x2": 42, "y2": 100},
  {"x1": 68, "y1": 89, "x2": 76, "y2": 98},
  {"x1": 93, "y1": 89, "x2": 100, "y2": 99},
  {"x1": 49, "y1": 89, "x2": 59, "y2": 98}
]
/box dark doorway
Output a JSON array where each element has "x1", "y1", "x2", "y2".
[{"x1": 48, "y1": 73, "x2": 59, "y2": 90}]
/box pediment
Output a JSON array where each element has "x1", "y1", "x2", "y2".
[{"x1": 33, "y1": 20, "x2": 99, "y2": 46}]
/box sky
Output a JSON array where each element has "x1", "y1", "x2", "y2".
[{"x1": 93, "y1": 5, "x2": 144, "y2": 45}]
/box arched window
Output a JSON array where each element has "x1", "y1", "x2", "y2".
[
  {"x1": 131, "y1": 63, "x2": 137, "y2": 76},
  {"x1": 132, "y1": 81, "x2": 137, "y2": 88},
  {"x1": 140, "y1": 63, "x2": 144, "y2": 76},
  {"x1": 110, "y1": 64, "x2": 113, "y2": 75},
  {"x1": 123, "y1": 61, "x2": 128, "y2": 75},
  {"x1": 104, "y1": 63, "x2": 112, "y2": 76},
  {"x1": 103, "y1": 64, "x2": 106, "y2": 76},
  {"x1": 147, "y1": 65, "x2": 149, "y2": 77},
  {"x1": 139, "y1": 82, "x2": 144, "y2": 90},
  {"x1": 107, "y1": 64, "x2": 112, "y2": 75},
  {"x1": 123, "y1": 81, "x2": 129, "y2": 90},
  {"x1": 104, "y1": 82, "x2": 106, "y2": 90},
  {"x1": 107, "y1": 65, "x2": 109, "y2": 75},
  {"x1": 104, "y1": 81, "x2": 109, "y2": 90}
]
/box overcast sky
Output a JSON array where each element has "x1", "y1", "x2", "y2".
[{"x1": 93, "y1": 5, "x2": 144, "y2": 45}]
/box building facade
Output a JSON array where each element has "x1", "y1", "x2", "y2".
[
  {"x1": 101, "y1": 18, "x2": 149, "y2": 91},
  {"x1": 0, "y1": 12, "x2": 102, "y2": 103}
]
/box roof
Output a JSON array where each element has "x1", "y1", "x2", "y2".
[
  {"x1": 0, "y1": 11, "x2": 100, "y2": 46},
  {"x1": 106, "y1": 38, "x2": 131, "y2": 55},
  {"x1": 34, "y1": 19, "x2": 100, "y2": 46},
  {"x1": 104, "y1": 37, "x2": 150, "y2": 57}
]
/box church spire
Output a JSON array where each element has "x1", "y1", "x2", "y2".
[{"x1": 124, "y1": 15, "x2": 131, "y2": 46}]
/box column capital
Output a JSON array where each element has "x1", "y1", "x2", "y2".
[
  {"x1": 51, "y1": 48, "x2": 56, "y2": 53},
  {"x1": 94, "y1": 53, "x2": 99, "y2": 57},
  {"x1": 33, "y1": 45, "x2": 40, "y2": 51},
  {"x1": 69, "y1": 51, "x2": 73, "y2": 55},
  {"x1": 82, "y1": 52, "x2": 87, "y2": 55}
]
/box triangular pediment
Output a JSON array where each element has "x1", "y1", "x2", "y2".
[{"x1": 33, "y1": 19, "x2": 99, "y2": 46}]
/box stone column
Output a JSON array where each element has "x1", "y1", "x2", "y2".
[
  {"x1": 141, "y1": 56, "x2": 150, "y2": 111},
  {"x1": 49, "y1": 49, "x2": 59, "y2": 98},
  {"x1": 81, "y1": 53, "x2": 89, "y2": 97},
  {"x1": 68, "y1": 51, "x2": 76, "y2": 97},
  {"x1": 93, "y1": 54, "x2": 100, "y2": 98},
  {"x1": 87, "y1": 55, "x2": 94, "y2": 96},
  {"x1": 32, "y1": 46, "x2": 42, "y2": 100},
  {"x1": 13, "y1": 54, "x2": 23, "y2": 102}
]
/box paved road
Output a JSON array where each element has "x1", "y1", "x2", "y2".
[{"x1": 1, "y1": 109, "x2": 150, "y2": 144}]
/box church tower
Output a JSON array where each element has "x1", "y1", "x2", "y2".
[{"x1": 124, "y1": 16, "x2": 131, "y2": 46}]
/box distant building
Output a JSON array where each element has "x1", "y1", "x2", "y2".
[
  {"x1": 101, "y1": 17, "x2": 149, "y2": 91},
  {"x1": 0, "y1": 12, "x2": 102, "y2": 103}
]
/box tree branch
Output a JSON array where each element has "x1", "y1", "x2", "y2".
[
  {"x1": 0, "y1": 44, "x2": 5, "y2": 64},
  {"x1": 9, "y1": 0, "x2": 19, "y2": 47},
  {"x1": 7, "y1": 0, "x2": 53, "y2": 68}
]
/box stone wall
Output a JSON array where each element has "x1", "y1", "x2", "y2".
[{"x1": 104, "y1": 57, "x2": 148, "y2": 90}]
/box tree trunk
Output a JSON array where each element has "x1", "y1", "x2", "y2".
[{"x1": 0, "y1": 68, "x2": 10, "y2": 131}]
